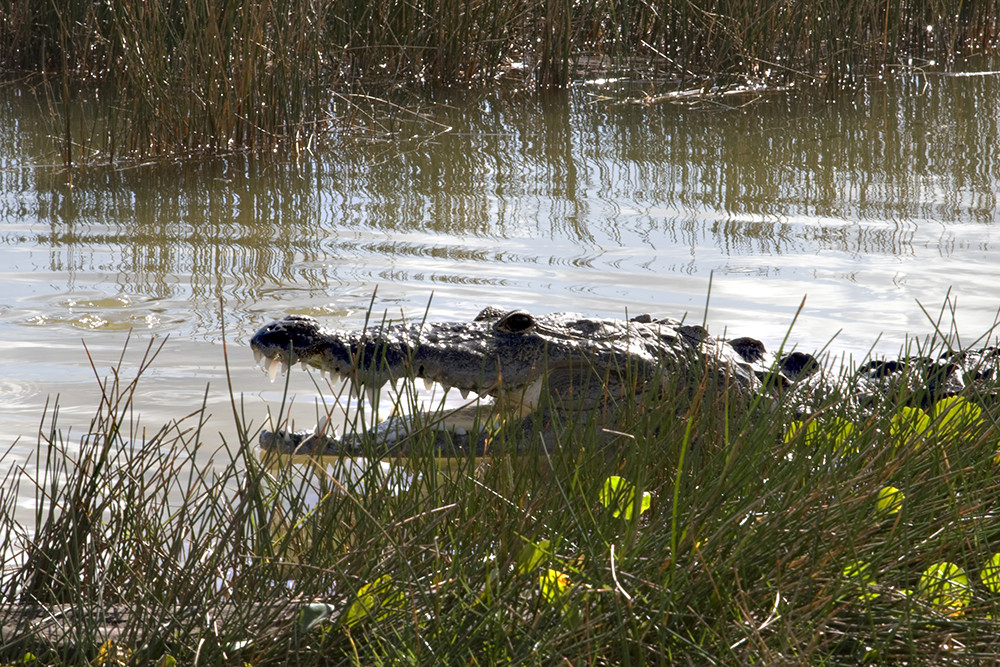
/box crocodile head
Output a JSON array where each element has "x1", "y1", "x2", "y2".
[{"x1": 250, "y1": 307, "x2": 762, "y2": 414}]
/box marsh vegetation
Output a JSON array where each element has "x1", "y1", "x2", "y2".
[
  {"x1": 1, "y1": 0, "x2": 998, "y2": 158},
  {"x1": 4, "y1": 308, "x2": 1000, "y2": 664}
]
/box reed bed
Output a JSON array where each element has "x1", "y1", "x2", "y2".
[
  {"x1": 3, "y1": 309, "x2": 1000, "y2": 663},
  {"x1": 1, "y1": 0, "x2": 997, "y2": 158}
]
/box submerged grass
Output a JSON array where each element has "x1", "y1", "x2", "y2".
[
  {"x1": 4, "y1": 306, "x2": 1000, "y2": 663},
  {"x1": 1, "y1": 0, "x2": 998, "y2": 158}
]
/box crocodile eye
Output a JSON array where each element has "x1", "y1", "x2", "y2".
[{"x1": 494, "y1": 310, "x2": 535, "y2": 334}]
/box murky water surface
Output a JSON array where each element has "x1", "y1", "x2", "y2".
[{"x1": 2, "y1": 70, "x2": 1000, "y2": 477}]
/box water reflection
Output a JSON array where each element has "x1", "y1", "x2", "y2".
[
  {"x1": 6, "y1": 79, "x2": 998, "y2": 277},
  {"x1": 2, "y1": 70, "x2": 1000, "y2": 463}
]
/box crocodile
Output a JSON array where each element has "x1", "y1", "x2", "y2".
[
  {"x1": 250, "y1": 307, "x2": 814, "y2": 458},
  {"x1": 250, "y1": 307, "x2": 1000, "y2": 458}
]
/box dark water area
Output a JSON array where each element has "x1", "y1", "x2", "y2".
[{"x1": 2, "y1": 68, "x2": 999, "y2": 483}]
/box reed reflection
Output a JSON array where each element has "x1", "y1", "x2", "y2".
[{"x1": 2, "y1": 70, "x2": 997, "y2": 341}]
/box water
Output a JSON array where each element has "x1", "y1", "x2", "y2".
[{"x1": 2, "y1": 69, "x2": 1000, "y2": 478}]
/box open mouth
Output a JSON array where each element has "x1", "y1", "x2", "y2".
[
  {"x1": 252, "y1": 348, "x2": 508, "y2": 457},
  {"x1": 252, "y1": 347, "x2": 499, "y2": 413}
]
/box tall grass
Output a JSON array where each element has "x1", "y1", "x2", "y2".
[
  {"x1": 1, "y1": 0, "x2": 997, "y2": 158},
  {"x1": 3, "y1": 311, "x2": 1000, "y2": 662},
  {"x1": 2, "y1": 0, "x2": 332, "y2": 159}
]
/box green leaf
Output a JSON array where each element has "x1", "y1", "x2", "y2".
[
  {"x1": 783, "y1": 420, "x2": 815, "y2": 444},
  {"x1": 918, "y1": 561, "x2": 971, "y2": 613},
  {"x1": 981, "y1": 553, "x2": 1000, "y2": 593},
  {"x1": 876, "y1": 486, "x2": 904, "y2": 515},
  {"x1": 599, "y1": 476, "x2": 651, "y2": 520},
  {"x1": 785, "y1": 418, "x2": 856, "y2": 453},
  {"x1": 930, "y1": 396, "x2": 982, "y2": 438},
  {"x1": 843, "y1": 560, "x2": 880, "y2": 600},
  {"x1": 828, "y1": 418, "x2": 857, "y2": 452},
  {"x1": 94, "y1": 640, "x2": 131, "y2": 666},
  {"x1": 344, "y1": 575, "x2": 405, "y2": 627},
  {"x1": 300, "y1": 603, "x2": 337, "y2": 632},
  {"x1": 539, "y1": 568, "x2": 571, "y2": 603},
  {"x1": 516, "y1": 538, "x2": 551, "y2": 575},
  {"x1": 890, "y1": 406, "x2": 931, "y2": 447},
  {"x1": 842, "y1": 560, "x2": 874, "y2": 584}
]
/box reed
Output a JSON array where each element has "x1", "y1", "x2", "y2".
[
  {"x1": 1, "y1": 0, "x2": 997, "y2": 158},
  {"x1": 3, "y1": 305, "x2": 1000, "y2": 663}
]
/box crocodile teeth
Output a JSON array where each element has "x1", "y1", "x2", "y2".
[
  {"x1": 315, "y1": 416, "x2": 338, "y2": 440},
  {"x1": 460, "y1": 388, "x2": 471, "y2": 400},
  {"x1": 364, "y1": 384, "x2": 379, "y2": 405},
  {"x1": 253, "y1": 349, "x2": 263, "y2": 363},
  {"x1": 423, "y1": 377, "x2": 435, "y2": 391},
  {"x1": 267, "y1": 358, "x2": 284, "y2": 382}
]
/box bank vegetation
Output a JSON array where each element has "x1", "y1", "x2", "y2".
[
  {"x1": 0, "y1": 0, "x2": 998, "y2": 158},
  {"x1": 4, "y1": 310, "x2": 1000, "y2": 663}
]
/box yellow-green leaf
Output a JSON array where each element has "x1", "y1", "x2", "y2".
[
  {"x1": 890, "y1": 406, "x2": 931, "y2": 447},
  {"x1": 842, "y1": 560, "x2": 874, "y2": 584},
  {"x1": 784, "y1": 420, "x2": 816, "y2": 444},
  {"x1": 931, "y1": 396, "x2": 982, "y2": 438},
  {"x1": 843, "y1": 560, "x2": 880, "y2": 600},
  {"x1": 918, "y1": 561, "x2": 971, "y2": 612},
  {"x1": 539, "y1": 568, "x2": 571, "y2": 603},
  {"x1": 516, "y1": 538, "x2": 551, "y2": 575},
  {"x1": 829, "y1": 418, "x2": 857, "y2": 452},
  {"x1": 981, "y1": 553, "x2": 1000, "y2": 593},
  {"x1": 785, "y1": 418, "x2": 856, "y2": 453},
  {"x1": 95, "y1": 640, "x2": 131, "y2": 667},
  {"x1": 876, "y1": 486, "x2": 904, "y2": 515},
  {"x1": 599, "y1": 476, "x2": 651, "y2": 520},
  {"x1": 344, "y1": 575, "x2": 405, "y2": 627}
]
